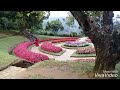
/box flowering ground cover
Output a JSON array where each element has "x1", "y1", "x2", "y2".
[
  {"x1": 64, "y1": 41, "x2": 89, "y2": 47},
  {"x1": 71, "y1": 47, "x2": 96, "y2": 57},
  {"x1": 39, "y1": 47, "x2": 66, "y2": 56},
  {"x1": 41, "y1": 42, "x2": 63, "y2": 53},
  {"x1": 52, "y1": 39, "x2": 77, "y2": 43},
  {"x1": 38, "y1": 37, "x2": 79, "y2": 43},
  {"x1": 0, "y1": 51, "x2": 21, "y2": 71},
  {"x1": 13, "y1": 42, "x2": 49, "y2": 63},
  {"x1": 76, "y1": 47, "x2": 95, "y2": 54},
  {"x1": 40, "y1": 42, "x2": 65, "y2": 56}
]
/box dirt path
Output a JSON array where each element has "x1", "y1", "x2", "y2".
[
  {"x1": 13, "y1": 67, "x2": 82, "y2": 79},
  {"x1": 0, "y1": 66, "x2": 26, "y2": 79}
]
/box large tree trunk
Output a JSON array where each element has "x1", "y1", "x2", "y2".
[
  {"x1": 71, "y1": 11, "x2": 120, "y2": 78},
  {"x1": 20, "y1": 27, "x2": 39, "y2": 42}
]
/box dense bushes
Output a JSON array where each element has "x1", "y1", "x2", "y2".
[{"x1": 70, "y1": 32, "x2": 78, "y2": 37}]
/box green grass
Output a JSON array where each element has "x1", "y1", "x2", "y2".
[
  {"x1": 0, "y1": 35, "x2": 27, "y2": 53},
  {"x1": 0, "y1": 34, "x2": 27, "y2": 69},
  {"x1": 115, "y1": 63, "x2": 120, "y2": 79},
  {"x1": 29, "y1": 60, "x2": 120, "y2": 79},
  {"x1": 0, "y1": 51, "x2": 21, "y2": 70},
  {"x1": 61, "y1": 45, "x2": 79, "y2": 49},
  {"x1": 71, "y1": 51, "x2": 96, "y2": 57},
  {"x1": 28, "y1": 60, "x2": 95, "y2": 78},
  {"x1": 39, "y1": 47, "x2": 66, "y2": 56}
]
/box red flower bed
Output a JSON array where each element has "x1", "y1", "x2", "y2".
[
  {"x1": 52, "y1": 39, "x2": 77, "y2": 43},
  {"x1": 41, "y1": 42, "x2": 62, "y2": 53},
  {"x1": 76, "y1": 47, "x2": 96, "y2": 54},
  {"x1": 72, "y1": 58, "x2": 96, "y2": 62},
  {"x1": 13, "y1": 42, "x2": 49, "y2": 63},
  {"x1": 38, "y1": 37, "x2": 79, "y2": 43}
]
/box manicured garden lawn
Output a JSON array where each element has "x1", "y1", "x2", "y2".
[
  {"x1": 61, "y1": 45, "x2": 79, "y2": 49},
  {"x1": 0, "y1": 51, "x2": 21, "y2": 70},
  {"x1": 0, "y1": 34, "x2": 28, "y2": 69},
  {"x1": 0, "y1": 36, "x2": 27, "y2": 53},
  {"x1": 71, "y1": 51, "x2": 96, "y2": 57}
]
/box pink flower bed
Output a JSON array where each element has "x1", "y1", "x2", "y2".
[
  {"x1": 72, "y1": 58, "x2": 96, "y2": 62},
  {"x1": 13, "y1": 42, "x2": 49, "y2": 63},
  {"x1": 41, "y1": 42, "x2": 62, "y2": 53},
  {"x1": 76, "y1": 47, "x2": 96, "y2": 54}
]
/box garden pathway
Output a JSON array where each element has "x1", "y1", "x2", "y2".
[{"x1": 0, "y1": 66, "x2": 26, "y2": 79}]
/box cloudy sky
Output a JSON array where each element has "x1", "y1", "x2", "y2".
[{"x1": 50, "y1": 11, "x2": 120, "y2": 18}]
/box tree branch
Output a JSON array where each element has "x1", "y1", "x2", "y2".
[
  {"x1": 70, "y1": 11, "x2": 90, "y2": 32},
  {"x1": 70, "y1": 11, "x2": 102, "y2": 44}
]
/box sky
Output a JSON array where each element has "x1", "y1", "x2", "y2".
[
  {"x1": 50, "y1": 11, "x2": 120, "y2": 18},
  {"x1": 114, "y1": 11, "x2": 120, "y2": 17},
  {"x1": 49, "y1": 11, "x2": 68, "y2": 17}
]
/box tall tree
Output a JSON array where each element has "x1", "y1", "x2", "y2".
[
  {"x1": 66, "y1": 12, "x2": 74, "y2": 36},
  {"x1": 45, "y1": 19, "x2": 64, "y2": 35},
  {"x1": 70, "y1": 11, "x2": 119, "y2": 75},
  {"x1": 15, "y1": 11, "x2": 50, "y2": 41}
]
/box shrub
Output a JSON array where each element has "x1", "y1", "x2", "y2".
[
  {"x1": 41, "y1": 42, "x2": 62, "y2": 53},
  {"x1": 13, "y1": 42, "x2": 49, "y2": 63},
  {"x1": 70, "y1": 32, "x2": 78, "y2": 37},
  {"x1": 76, "y1": 47, "x2": 96, "y2": 54}
]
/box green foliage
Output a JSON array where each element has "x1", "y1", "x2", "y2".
[
  {"x1": 0, "y1": 11, "x2": 49, "y2": 34},
  {"x1": 0, "y1": 35, "x2": 27, "y2": 53},
  {"x1": 79, "y1": 30, "x2": 86, "y2": 37},
  {"x1": 70, "y1": 32, "x2": 78, "y2": 37},
  {"x1": 0, "y1": 51, "x2": 20, "y2": 70},
  {"x1": 66, "y1": 13, "x2": 74, "y2": 27},
  {"x1": 84, "y1": 11, "x2": 103, "y2": 18},
  {"x1": 45, "y1": 19, "x2": 64, "y2": 35}
]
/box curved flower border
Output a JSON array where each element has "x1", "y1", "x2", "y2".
[{"x1": 13, "y1": 42, "x2": 49, "y2": 63}]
